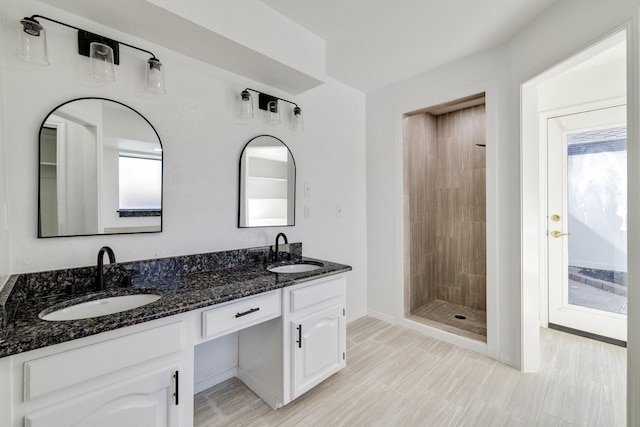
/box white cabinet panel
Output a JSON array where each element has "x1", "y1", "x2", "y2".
[
  {"x1": 289, "y1": 276, "x2": 345, "y2": 313},
  {"x1": 291, "y1": 304, "x2": 345, "y2": 399},
  {"x1": 25, "y1": 364, "x2": 179, "y2": 427},
  {"x1": 24, "y1": 322, "x2": 182, "y2": 401}
]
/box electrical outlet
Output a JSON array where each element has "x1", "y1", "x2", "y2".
[
  {"x1": 304, "y1": 181, "x2": 311, "y2": 196},
  {"x1": 336, "y1": 205, "x2": 343, "y2": 218},
  {"x1": 304, "y1": 205, "x2": 311, "y2": 218}
]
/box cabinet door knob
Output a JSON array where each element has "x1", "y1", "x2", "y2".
[{"x1": 296, "y1": 325, "x2": 302, "y2": 348}]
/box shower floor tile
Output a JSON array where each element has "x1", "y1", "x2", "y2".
[{"x1": 410, "y1": 300, "x2": 487, "y2": 342}]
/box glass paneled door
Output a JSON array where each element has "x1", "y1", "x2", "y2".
[{"x1": 547, "y1": 104, "x2": 627, "y2": 342}]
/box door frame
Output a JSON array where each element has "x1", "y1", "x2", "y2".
[
  {"x1": 538, "y1": 98, "x2": 627, "y2": 330},
  {"x1": 521, "y1": 23, "x2": 631, "y2": 373}
]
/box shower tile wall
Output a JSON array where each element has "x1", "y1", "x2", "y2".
[
  {"x1": 403, "y1": 113, "x2": 437, "y2": 311},
  {"x1": 404, "y1": 105, "x2": 486, "y2": 313}
]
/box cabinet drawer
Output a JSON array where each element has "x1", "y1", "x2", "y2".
[
  {"x1": 289, "y1": 275, "x2": 345, "y2": 314},
  {"x1": 202, "y1": 290, "x2": 281, "y2": 340},
  {"x1": 24, "y1": 322, "x2": 182, "y2": 402}
]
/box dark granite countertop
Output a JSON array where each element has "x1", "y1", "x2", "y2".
[{"x1": 0, "y1": 244, "x2": 351, "y2": 358}]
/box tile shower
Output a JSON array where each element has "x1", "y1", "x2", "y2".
[{"x1": 403, "y1": 99, "x2": 487, "y2": 342}]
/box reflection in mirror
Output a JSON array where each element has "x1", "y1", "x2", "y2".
[
  {"x1": 238, "y1": 135, "x2": 295, "y2": 227},
  {"x1": 38, "y1": 98, "x2": 163, "y2": 237}
]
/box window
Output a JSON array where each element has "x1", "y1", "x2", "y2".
[
  {"x1": 118, "y1": 155, "x2": 162, "y2": 216},
  {"x1": 566, "y1": 126, "x2": 627, "y2": 313}
]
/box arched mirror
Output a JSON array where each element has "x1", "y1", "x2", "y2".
[
  {"x1": 238, "y1": 135, "x2": 295, "y2": 227},
  {"x1": 38, "y1": 98, "x2": 163, "y2": 237}
]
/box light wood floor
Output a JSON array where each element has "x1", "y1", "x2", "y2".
[{"x1": 194, "y1": 317, "x2": 626, "y2": 426}]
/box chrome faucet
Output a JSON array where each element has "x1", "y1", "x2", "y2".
[
  {"x1": 274, "y1": 233, "x2": 290, "y2": 262},
  {"x1": 96, "y1": 246, "x2": 116, "y2": 291}
]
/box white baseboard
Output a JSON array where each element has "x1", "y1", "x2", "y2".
[
  {"x1": 194, "y1": 367, "x2": 237, "y2": 394},
  {"x1": 346, "y1": 308, "x2": 368, "y2": 324},
  {"x1": 238, "y1": 368, "x2": 283, "y2": 410},
  {"x1": 366, "y1": 309, "x2": 397, "y2": 325}
]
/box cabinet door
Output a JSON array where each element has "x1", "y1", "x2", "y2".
[
  {"x1": 25, "y1": 365, "x2": 180, "y2": 427},
  {"x1": 291, "y1": 304, "x2": 345, "y2": 399}
]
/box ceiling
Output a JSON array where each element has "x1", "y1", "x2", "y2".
[{"x1": 258, "y1": 0, "x2": 559, "y2": 92}]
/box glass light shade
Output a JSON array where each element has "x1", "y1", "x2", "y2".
[
  {"x1": 16, "y1": 18, "x2": 49, "y2": 65},
  {"x1": 145, "y1": 58, "x2": 166, "y2": 94},
  {"x1": 239, "y1": 90, "x2": 254, "y2": 119},
  {"x1": 292, "y1": 106, "x2": 304, "y2": 131},
  {"x1": 267, "y1": 100, "x2": 281, "y2": 125},
  {"x1": 89, "y1": 42, "x2": 116, "y2": 82}
]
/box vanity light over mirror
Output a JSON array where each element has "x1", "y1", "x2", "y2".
[
  {"x1": 38, "y1": 98, "x2": 163, "y2": 238},
  {"x1": 238, "y1": 135, "x2": 295, "y2": 227}
]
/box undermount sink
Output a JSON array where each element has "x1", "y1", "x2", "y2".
[
  {"x1": 267, "y1": 262, "x2": 323, "y2": 274},
  {"x1": 39, "y1": 292, "x2": 162, "y2": 322}
]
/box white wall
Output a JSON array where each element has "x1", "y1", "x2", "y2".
[
  {"x1": 0, "y1": 0, "x2": 367, "y2": 320},
  {"x1": 537, "y1": 59, "x2": 626, "y2": 112},
  {"x1": 0, "y1": 2, "x2": 9, "y2": 287},
  {"x1": 366, "y1": 0, "x2": 640, "y2": 370}
]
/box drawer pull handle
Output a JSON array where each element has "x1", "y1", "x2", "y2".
[
  {"x1": 235, "y1": 307, "x2": 260, "y2": 318},
  {"x1": 297, "y1": 324, "x2": 302, "y2": 348}
]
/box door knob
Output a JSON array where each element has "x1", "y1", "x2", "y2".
[{"x1": 551, "y1": 230, "x2": 571, "y2": 238}]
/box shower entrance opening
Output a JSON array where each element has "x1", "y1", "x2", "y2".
[{"x1": 402, "y1": 93, "x2": 487, "y2": 342}]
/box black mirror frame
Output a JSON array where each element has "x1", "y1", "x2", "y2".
[
  {"x1": 237, "y1": 135, "x2": 296, "y2": 228},
  {"x1": 37, "y1": 97, "x2": 163, "y2": 238}
]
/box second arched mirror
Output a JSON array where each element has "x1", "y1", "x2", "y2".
[{"x1": 238, "y1": 135, "x2": 295, "y2": 227}]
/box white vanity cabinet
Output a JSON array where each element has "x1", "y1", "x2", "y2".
[
  {"x1": 24, "y1": 363, "x2": 180, "y2": 427},
  {"x1": 2, "y1": 318, "x2": 192, "y2": 427},
  {"x1": 287, "y1": 275, "x2": 346, "y2": 400},
  {"x1": 238, "y1": 274, "x2": 347, "y2": 408},
  {"x1": 0, "y1": 271, "x2": 348, "y2": 426}
]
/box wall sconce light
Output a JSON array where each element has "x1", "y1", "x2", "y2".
[
  {"x1": 89, "y1": 42, "x2": 116, "y2": 81},
  {"x1": 238, "y1": 88, "x2": 304, "y2": 130},
  {"x1": 17, "y1": 15, "x2": 166, "y2": 94},
  {"x1": 292, "y1": 106, "x2": 304, "y2": 131},
  {"x1": 16, "y1": 17, "x2": 49, "y2": 65},
  {"x1": 239, "y1": 90, "x2": 254, "y2": 119},
  {"x1": 267, "y1": 100, "x2": 281, "y2": 125}
]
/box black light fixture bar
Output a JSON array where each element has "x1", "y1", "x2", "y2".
[
  {"x1": 77, "y1": 30, "x2": 120, "y2": 64},
  {"x1": 26, "y1": 14, "x2": 160, "y2": 64},
  {"x1": 244, "y1": 88, "x2": 299, "y2": 111}
]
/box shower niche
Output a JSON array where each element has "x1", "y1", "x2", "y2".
[{"x1": 403, "y1": 93, "x2": 487, "y2": 342}]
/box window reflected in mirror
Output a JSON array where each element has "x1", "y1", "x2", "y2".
[
  {"x1": 238, "y1": 135, "x2": 295, "y2": 227},
  {"x1": 118, "y1": 155, "x2": 162, "y2": 215}
]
